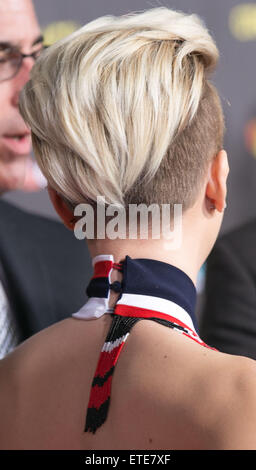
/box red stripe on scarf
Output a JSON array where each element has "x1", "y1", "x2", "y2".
[
  {"x1": 94, "y1": 342, "x2": 125, "y2": 378},
  {"x1": 92, "y1": 260, "x2": 113, "y2": 279},
  {"x1": 87, "y1": 375, "x2": 112, "y2": 409},
  {"x1": 87, "y1": 340, "x2": 127, "y2": 410},
  {"x1": 115, "y1": 304, "x2": 196, "y2": 335}
]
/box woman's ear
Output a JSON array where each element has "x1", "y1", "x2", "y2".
[
  {"x1": 205, "y1": 150, "x2": 229, "y2": 212},
  {"x1": 47, "y1": 186, "x2": 75, "y2": 230}
]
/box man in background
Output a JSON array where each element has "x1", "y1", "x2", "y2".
[
  {"x1": 200, "y1": 219, "x2": 256, "y2": 360},
  {"x1": 0, "y1": 0, "x2": 91, "y2": 358}
]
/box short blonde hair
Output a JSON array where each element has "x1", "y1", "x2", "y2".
[{"x1": 20, "y1": 7, "x2": 224, "y2": 211}]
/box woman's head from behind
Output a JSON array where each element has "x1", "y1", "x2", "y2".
[{"x1": 19, "y1": 7, "x2": 228, "y2": 261}]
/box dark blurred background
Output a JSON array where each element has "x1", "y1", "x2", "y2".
[{"x1": 4, "y1": 0, "x2": 256, "y2": 241}]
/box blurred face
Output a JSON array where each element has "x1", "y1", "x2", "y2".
[{"x1": 0, "y1": 0, "x2": 42, "y2": 193}]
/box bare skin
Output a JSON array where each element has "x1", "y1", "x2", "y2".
[{"x1": 0, "y1": 310, "x2": 256, "y2": 450}]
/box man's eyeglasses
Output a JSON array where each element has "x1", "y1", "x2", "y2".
[{"x1": 0, "y1": 44, "x2": 47, "y2": 82}]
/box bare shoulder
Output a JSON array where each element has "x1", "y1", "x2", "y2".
[
  {"x1": 1, "y1": 317, "x2": 256, "y2": 449},
  {"x1": 0, "y1": 315, "x2": 112, "y2": 449},
  {"x1": 109, "y1": 320, "x2": 256, "y2": 449}
]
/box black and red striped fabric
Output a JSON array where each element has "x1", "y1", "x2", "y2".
[{"x1": 72, "y1": 255, "x2": 215, "y2": 434}]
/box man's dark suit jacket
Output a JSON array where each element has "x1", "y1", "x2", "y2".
[
  {"x1": 200, "y1": 218, "x2": 256, "y2": 359},
  {"x1": 0, "y1": 199, "x2": 92, "y2": 342}
]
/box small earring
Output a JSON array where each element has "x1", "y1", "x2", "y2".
[{"x1": 208, "y1": 200, "x2": 216, "y2": 210}]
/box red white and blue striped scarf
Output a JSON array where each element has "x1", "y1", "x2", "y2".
[{"x1": 72, "y1": 254, "x2": 214, "y2": 434}]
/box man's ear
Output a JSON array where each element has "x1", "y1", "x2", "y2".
[
  {"x1": 205, "y1": 150, "x2": 229, "y2": 212},
  {"x1": 48, "y1": 186, "x2": 75, "y2": 230}
]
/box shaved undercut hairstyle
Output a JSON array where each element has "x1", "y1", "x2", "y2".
[{"x1": 20, "y1": 7, "x2": 224, "y2": 215}]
